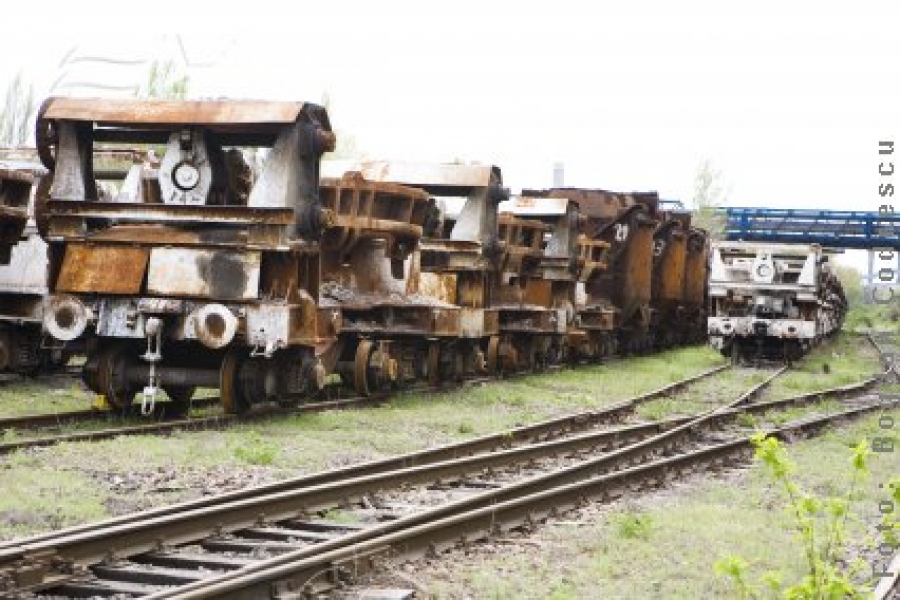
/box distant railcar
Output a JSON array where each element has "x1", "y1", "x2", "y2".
[
  {"x1": 519, "y1": 188, "x2": 661, "y2": 355},
  {"x1": 0, "y1": 161, "x2": 70, "y2": 373},
  {"x1": 707, "y1": 242, "x2": 847, "y2": 363},
  {"x1": 0, "y1": 164, "x2": 31, "y2": 264}
]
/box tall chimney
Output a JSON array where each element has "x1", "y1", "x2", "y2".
[{"x1": 553, "y1": 162, "x2": 564, "y2": 187}]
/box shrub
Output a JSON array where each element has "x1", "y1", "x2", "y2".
[
  {"x1": 231, "y1": 432, "x2": 279, "y2": 466},
  {"x1": 614, "y1": 512, "x2": 653, "y2": 540},
  {"x1": 715, "y1": 434, "x2": 872, "y2": 598}
]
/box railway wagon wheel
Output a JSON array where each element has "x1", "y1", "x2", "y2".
[
  {"x1": 486, "y1": 335, "x2": 501, "y2": 375},
  {"x1": 221, "y1": 349, "x2": 250, "y2": 415},
  {"x1": 96, "y1": 346, "x2": 137, "y2": 415},
  {"x1": 354, "y1": 339, "x2": 376, "y2": 396}
]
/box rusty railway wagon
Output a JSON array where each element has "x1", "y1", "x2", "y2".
[
  {"x1": 36, "y1": 97, "x2": 337, "y2": 414},
  {"x1": 648, "y1": 210, "x2": 713, "y2": 349},
  {"x1": 519, "y1": 188, "x2": 657, "y2": 355},
  {"x1": 707, "y1": 241, "x2": 847, "y2": 363},
  {"x1": 34, "y1": 96, "x2": 713, "y2": 415},
  {"x1": 517, "y1": 187, "x2": 711, "y2": 355},
  {"x1": 498, "y1": 193, "x2": 610, "y2": 362},
  {"x1": 316, "y1": 171, "x2": 463, "y2": 394},
  {"x1": 0, "y1": 160, "x2": 71, "y2": 373},
  {"x1": 323, "y1": 161, "x2": 571, "y2": 375},
  {"x1": 0, "y1": 163, "x2": 31, "y2": 265}
]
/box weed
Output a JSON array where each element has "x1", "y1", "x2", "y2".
[
  {"x1": 457, "y1": 422, "x2": 474, "y2": 435},
  {"x1": 715, "y1": 434, "x2": 873, "y2": 598},
  {"x1": 638, "y1": 399, "x2": 678, "y2": 421},
  {"x1": 230, "y1": 431, "x2": 279, "y2": 466},
  {"x1": 735, "y1": 413, "x2": 758, "y2": 429},
  {"x1": 320, "y1": 508, "x2": 363, "y2": 523},
  {"x1": 614, "y1": 512, "x2": 653, "y2": 540}
]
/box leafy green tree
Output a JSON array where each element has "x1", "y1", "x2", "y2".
[
  {"x1": 136, "y1": 60, "x2": 189, "y2": 100},
  {"x1": 693, "y1": 159, "x2": 728, "y2": 239},
  {"x1": 0, "y1": 72, "x2": 36, "y2": 146}
]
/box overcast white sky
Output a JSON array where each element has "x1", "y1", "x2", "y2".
[{"x1": 2, "y1": 1, "x2": 898, "y2": 270}]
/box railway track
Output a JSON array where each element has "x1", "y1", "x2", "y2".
[
  {"x1": 0, "y1": 398, "x2": 222, "y2": 432},
  {"x1": 0, "y1": 361, "x2": 707, "y2": 457},
  {"x1": 0, "y1": 363, "x2": 893, "y2": 598},
  {"x1": 0, "y1": 395, "x2": 389, "y2": 457},
  {"x1": 868, "y1": 331, "x2": 899, "y2": 380}
]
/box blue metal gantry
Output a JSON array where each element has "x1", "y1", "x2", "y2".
[
  {"x1": 722, "y1": 207, "x2": 900, "y2": 291},
  {"x1": 723, "y1": 207, "x2": 900, "y2": 250}
]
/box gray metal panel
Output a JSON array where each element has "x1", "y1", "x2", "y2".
[
  {"x1": 0, "y1": 231, "x2": 49, "y2": 294},
  {"x1": 147, "y1": 248, "x2": 260, "y2": 300}
]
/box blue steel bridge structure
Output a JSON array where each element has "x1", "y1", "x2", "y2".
[{"x1": 721, "y1": 207, "x2": 900, "y2": 292}]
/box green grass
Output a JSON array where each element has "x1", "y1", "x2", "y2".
[
  {"x1": 0, "y1": 452, "x2": 108, "y2": 540},
  {"x1": 0, "y1": 378, "x2": 89, "y2": 417},
  {"x1": 0, "y1": 346, "x2": 724, "y2": 540},
  {"x1": 229, "y1": 431, "x2": 279, "y2": 466},
  {"x1": 760, "y1": 398, "x2": 844, "y2": 428},
  {"x1": 0, "y1": 335, "x2": 876, "y2": 542},
  {"x1": 423, "y1": 409, "x2": 900, "y2": 599},
  {"x1": 613, "y1": 512, "x2": 654, "y2": 540},
  {"x1": 762, "y1": 333, "x2": 881, "y2": 399},
  {"x1": 637, "y1": 368, "x2": 777, "y2": 421},
  {"x1": 844, "y1": 299, "x2": 900, "y2": 334}
]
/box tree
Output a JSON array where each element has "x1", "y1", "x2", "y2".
[
  {"x1": 692, "y1": 159, "x2": 728, "y2": 239},
  {"x1": 319, "y1": 92, "x2": 364, "y2": 160},
  {"x1": 0, "y1": 72, "x2": 36, "y2": 146},
  {"x1": 136, "y1": 60, "x2": 189, "y2": 100}
]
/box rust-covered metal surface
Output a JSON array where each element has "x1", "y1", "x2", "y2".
[
  {"x1": 0, "y1": 165, "x2": 34, "y2": 259},
  {"x1": 683, "y1": 227, "x2": 709, "y2": 309},
  {"x1": 585, "y1": 205, "x2": 656, "y2": 329},
  {"x1": 37, "y1": 98, "x2": 336, "y2": 414},
  {"x1": 0, "y1": 157, "x2": 71, "y2": 373},
  {"x1": 652, "y1": 215, "x2": 688, "y2": 305},
  {"x1": 56, "y1": 244, "x2": 149, "y2": 294},
  {"x1": 518, "y1": 187, "x2": 661, "y2": 354},
  {"x1": 323, "y1": 160, "x2": 499, "y2": 191},
  {"x1": 147, "y1": 248, "x2": 261, "y2": 300},
  {"x1": 319, "y1": 173, "x2": 435, "y2": 302},
  {"x1": 39, "y1": 97, "x2": 333, "y2": 130}
]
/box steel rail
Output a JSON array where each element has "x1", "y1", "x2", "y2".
[
  {"x1": 2, "y1": 365, "x2": 782, "y2": 595},
  {"x1": 0, "y1": 364, "x2": 727, "y2": 554},
  {"x1": 0, "y1": 395, "x2": 389, "y2": 457},
  {"x1": 0, "y1": 398, "x2": 221, "y2": 433},
  {"x1": 147, "y1": 397, "x2": 899, "y2": 599},
  {"x1": 4, "y1": 365, "x2": 893, "y2": 597},
  {"x1": 2, "y1": 364, "x2": 888, "y2": 597}
]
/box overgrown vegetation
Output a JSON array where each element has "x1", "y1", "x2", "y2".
[
  {"x1": 135, "y1": 59, "x2": 189, "y2": 100},
  {"x1": 229, "y1": 430, "x2": 279, "y2": 466},
  {"x1": 0, "y1": 335, "x2": 882, "y2": 549},
  {"x1": 834, "y1": 264, "x2": 900, "y2": 334},
  {"x1": 691, "y1": 159, "x2": 729, "y2": 239},
  {"x1": 0, "y1": 71, "x2": 35, "y2": 146},
  {"x1": 614, "y1": 512, "x2": 654, "y2": 540},
  {"x1": 715, "y1": 434, "x2": 887, "y2": 599},
  {"x1": 0, "y1": 346, "x2": 723, "y2": 539}
]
